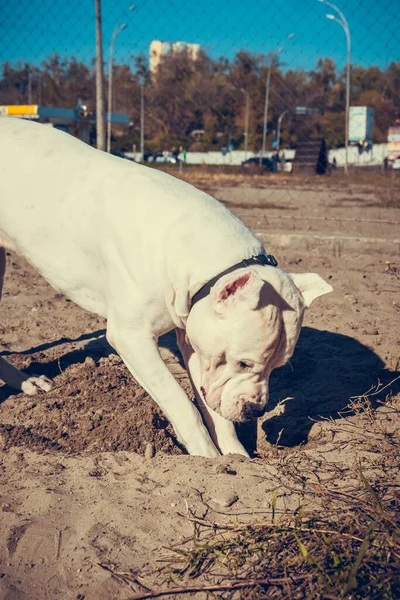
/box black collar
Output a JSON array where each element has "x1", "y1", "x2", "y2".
[{"x1": 191, "y1": 253, "x2": 278, "y2": 308}]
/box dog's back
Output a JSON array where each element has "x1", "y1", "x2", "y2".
[{"x1": 0, "y1": 118, "x2": 262, "y2": 315}]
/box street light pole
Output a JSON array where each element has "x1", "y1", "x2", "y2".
[
  {"x1": 140, "y1": 83, "x2": 144, "y2": 160},
  {"x1": 107, "y1": 23, "x2": 127, "y2": 153},
  {"x1": 241, "y1": 89, "x2": 250, "y2": 161},
  {"x1": 107, "y1": 5, "x2": 135, "y2": 154},
  {"x1": 95, "y1": 0, "x2": 106, "y2": 151},
  {"x1": 260, "y1": 34, "x2": 294, "y2": 163},
  {"x1": 317, "y1": 0, "x2": 351, "y2": 174},
  {"x1": 277, "y1": 109, "x2": 289, "y2": 150},
  {"x1": 27, "y1": 68, "x2": 32, "y2": 106},
  {"x1": 260, "y1": 60, "x2": 272, "y2": 162}
]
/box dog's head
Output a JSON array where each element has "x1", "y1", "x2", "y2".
[{"x1": 185, "y1": 266, "x2": 332, "y2": 422}]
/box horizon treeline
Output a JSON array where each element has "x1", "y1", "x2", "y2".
[{"x1": 1, "y1": 49, "x2": 399, "y2": 152}]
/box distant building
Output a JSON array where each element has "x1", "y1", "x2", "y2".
[{"x1": 150, "y1": 40, "x2": 200, "y2": 74}]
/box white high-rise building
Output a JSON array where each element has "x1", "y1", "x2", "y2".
[{"x1": 150, "y1": 40, "x2": 200, "y2": 73}]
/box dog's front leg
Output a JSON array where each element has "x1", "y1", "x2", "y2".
[
  {"x1": 0, "y1": 356, "x2": 53, "y2": 395},
  {"x1": 106, "y1": 323, "x2": 220, "y2": 458},
  {"x1": 176, "y1": 329, "x2": 249, "y2": 457}
]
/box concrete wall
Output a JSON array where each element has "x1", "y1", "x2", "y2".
[
  {"x1": 328, "y1": 144, "x2": 387, "y2": 166},
  {"x1": 180, "y1": 150, "x2": 295, "y2": 165},
  {"x1": 128, "y1": 144, "x2": 388, "y2": 167},
  {"x1": 181, "y1": 145, "x2": 387, "y2": 167}
]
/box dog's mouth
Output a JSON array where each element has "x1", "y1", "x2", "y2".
[
  {"x1": 200, "y1": 383, "x2": 267, "y2": 422},
  {"x1": 200, "y1": 385, "x2": 223, "y2": 414}
]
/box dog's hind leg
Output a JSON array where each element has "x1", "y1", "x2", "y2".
[{"x1": 0, "y1": 247, "x2": 53, "y2": 395}]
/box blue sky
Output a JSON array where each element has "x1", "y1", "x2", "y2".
[{"x1": 1, "y1": 0, "x2": 399, "y2": 73}]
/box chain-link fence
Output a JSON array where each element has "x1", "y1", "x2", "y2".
[{"x1": 1, "y1": 0, "x2": 399, "y2": 170}]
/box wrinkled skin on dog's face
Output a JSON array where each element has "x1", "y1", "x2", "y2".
[{"x1": 185, "y1": 267, "x2": 332, "y2": 422}]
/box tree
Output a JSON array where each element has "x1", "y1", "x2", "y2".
[{"x1": 1, "y1": 50, "x2": 399, "y2": 152}]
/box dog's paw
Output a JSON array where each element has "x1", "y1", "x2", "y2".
[
  {"x1": 21, "y1": 375, "x2": 54, "y2": 396},
  {"x1": 221, "y1": 445, "x2": 250, "y2": 458}
]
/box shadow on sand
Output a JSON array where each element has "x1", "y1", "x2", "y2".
[
  {"x1": 1, "y1": 327, "x2": 399, "y2": 455},
  {"x1": 260, "y1": 326, "x2": 400, "y2": 448}
]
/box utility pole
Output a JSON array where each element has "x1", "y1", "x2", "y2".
[
  {"x1": 317, "y1": 0, "x2": 351, "y2": 174},
  {"x1": 107, "y1": 24, "x2": 127, "y2": 153},
  {"x1": 27, "y1": 68, "x2": 32, "y2": 106},
  {"x1": 107, "y1": 7, "x2": 135, "y2": 153},
  {"x1": 140, "y1": 84, "x2": 144, "y2": 160},
  {"x1": 95, "y1": 0, "x2": 106, "y2": 151},
  {"x1": 260, "y1": 60, "x2": 272, "y2": 163},
  {"x1": 344, "y1": 23, "x2": 351, "y2": 175},
  {"x1": 260, "y1": 34, "x2": 294, "y2": 163},
  {"x1": 244, "y1": 90, "x2": 249, "y2": 161},
  {"x1": 277, "y1": 109, "x2": 289, "y2": 150}
]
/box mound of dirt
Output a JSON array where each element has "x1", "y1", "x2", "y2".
[{"x1": 0, "y1": 353, "x2": 181, "y2": 456}]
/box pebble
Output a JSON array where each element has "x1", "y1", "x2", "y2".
[
  {"x1": 145, "y1": 443, "x2": 155, "y2": 459},
  {"x1": 84, "y1": 356, "x2": 96, "y2": 368},
  {"x1": 362, "y1": 329, "x2": 379, "y2": 336},
  {"x1": 212, "y1": 464, "x2": 229, "y2": 475},
  {"x1": 213, "y1": 492, "x2": 239, "y2": 508},
  {"x1": 344, "y1": 293, "x2": 358, "y2": 305}
]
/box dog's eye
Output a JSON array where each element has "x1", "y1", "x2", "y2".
[{"x1": 238, "y1": 361, "x2": 251, "y2": 370}]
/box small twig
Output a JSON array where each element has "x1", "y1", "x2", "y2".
[
  {"x1": 57, "y1": 356, "x2": 64, "y2": 376},
  {"x1": 350, "y1": 375, "x2": 400, "y2": 400},
  {"x1": 174, "y1": 513, "x2": 366, "y2": 544},
  {"x1": 126, "y1": 574, "x2": 313, "y2": 600},
  {"x1": 97, "y1": 563, "x2": 151, "y2": 592}
]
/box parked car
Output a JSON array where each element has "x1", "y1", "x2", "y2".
[
  {"x1": 144, "y1": 152, "x2": 162, "y2": 163},
  {"x1": 111, "y1": 151, "x2": 132, "y2": 161},
  {"x1": 392, "y1": 157, "x2": 400, "y2": 170},
  {"x1": 144, "y1": 152, "x2": 177, "y2": 164},
  {"x1": 241, "y1": 157, "x2": 273, "y2": 172},
  {"x1": 155, "y1": 154, "x2": 177, "y2": 164},
  {"x1": 283, "y1": 159, "x2": 293, "y2": 173}
]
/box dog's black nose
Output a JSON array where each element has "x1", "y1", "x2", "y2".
[{"x1": 243, "y1": 404, "x2": 265, "y2": 421}]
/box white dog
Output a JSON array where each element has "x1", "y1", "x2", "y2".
[{"x1": 0, "y1": 119, "x2": 332, "y2": 457}]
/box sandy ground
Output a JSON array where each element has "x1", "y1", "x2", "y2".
[{"x1": 0, "y1": 174, "x2": 399, "y2": 599}]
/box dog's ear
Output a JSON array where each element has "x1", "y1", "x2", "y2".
[
  {"x1": 211, "y1": 270, "x2": 263, "y2": 314},
  {"x1": 289, "y1": 272, "x2": 333, "y2": 308}
]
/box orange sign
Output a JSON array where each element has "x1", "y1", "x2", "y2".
[{"x1": 0, "y1": 105, "x2": 38, "y2": 116}]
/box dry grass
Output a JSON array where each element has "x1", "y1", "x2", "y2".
[
  {"x1": 121, "y1": 385, "x2": 400, "y2": 600},
  {"x1": 150, "y1": 469, "x2": 399, "y2": 599},
  {"x1": 157, "y1": 482, "x2": 399, "y2": 600}
]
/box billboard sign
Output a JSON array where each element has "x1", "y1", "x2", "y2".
[
  {"x1": 349, "y1": 106, "x2": 374, "y2": 142},
  {"x1": 0, "y1": 105, "x2": 38, "y2": 117}
]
